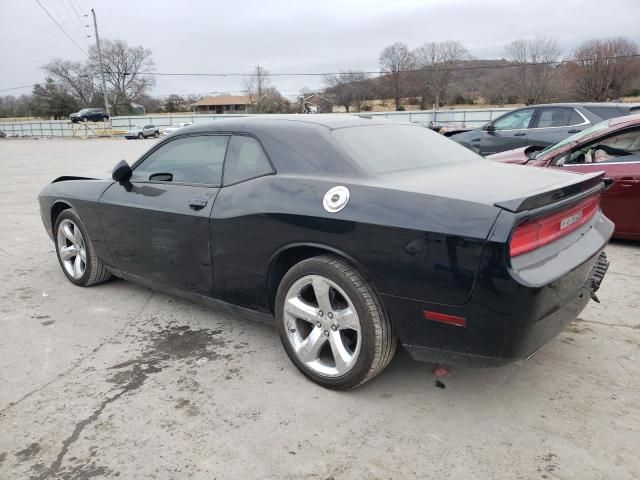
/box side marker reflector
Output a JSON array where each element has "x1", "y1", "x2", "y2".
[{"x1": 423, "y1": 310, "x2": 466, "y2": 327}]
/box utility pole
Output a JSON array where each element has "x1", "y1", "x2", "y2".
[{"x1": 91, "y1": 9, "x2": 110, "y2": 116}]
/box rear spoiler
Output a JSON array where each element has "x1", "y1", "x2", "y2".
[{"x1": 494, "y1": 171, "x2": 605, "y2": 213}]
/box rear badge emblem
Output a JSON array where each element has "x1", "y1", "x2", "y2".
[
  {"x1": 560, "y1": 212, "x2": 582, "y2": 229},
  {"x1": 323, "y1": 186, "x2": 350, "y2": 213}
]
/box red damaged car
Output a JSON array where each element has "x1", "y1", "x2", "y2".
[{"x1": 488, "y1": 114, "x2": 640, "y2": 240}]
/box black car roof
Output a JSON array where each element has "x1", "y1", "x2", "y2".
[{"x1": 177, "y1": 114, "x2": 399, "y2": 135}]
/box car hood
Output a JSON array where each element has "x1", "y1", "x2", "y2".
[
  {"x1": 375, "y1": 158, "x2": 602, "y2": 212},
  {"x1": 52, "y1": 169, "x2": 113, "y2": 183},
  {"x1": 486, "y1": 147, "x2": 529, "y2": 164},
  {"x1": 449, "y1": 128, "x2": 480, "y2": 142}
]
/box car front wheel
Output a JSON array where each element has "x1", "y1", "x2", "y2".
[
  {"x1": 54, "y1": 210, "x2": 112, "y2": 287},
  {"x1": 153, "y1": 131, "x2": 160, "y2": 138},
  {"x1": 137, "y1": 133, "x2": 143, "y2": 139},
  {"x1": 275, "y1": 255, "x2": 396, "y2": 389}
]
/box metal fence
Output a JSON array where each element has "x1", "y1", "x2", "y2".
[{"x1": 0, "y1": 108, "x2": 512, "y2": 138}]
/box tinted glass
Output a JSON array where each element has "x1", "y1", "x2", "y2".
[
  {"x1": 584, "y1": 106, "x2": 624, "y2": 120},
  {"x1": 223, "y1": 136, "x2": 273, "y2": 185},
  {"x1": 493, "y1": 108, "x2": 535, "y2": 130},
  {"x1": 132, "y1": 135, "x2": 228, "y2": 185},
  {"x1": 539, "y1": 119, "x2": 611, "y2": 158},
  {"x1": 332, "y1": 125, "x2": 477, "y2": 174},
  {"x1": 535, "y1": 108, "x2": 574, "y2": 128},
  {"x1": 568, "y1": 109, "x2": 584, "y2": 126}
]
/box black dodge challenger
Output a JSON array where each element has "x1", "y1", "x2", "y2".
[{"x1": 38, "y1": 115, "x2": 612, "y2": 389}]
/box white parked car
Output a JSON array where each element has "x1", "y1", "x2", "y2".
[{"x1": 162, "y1": 122, "x2": 192, "y2": 135}]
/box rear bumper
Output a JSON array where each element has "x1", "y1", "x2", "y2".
[{"x1": 384, "y1": 214, "x2": 613, "y2": 367}]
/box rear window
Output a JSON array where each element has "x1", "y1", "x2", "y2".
[
  {"x1": 332, "y1": 124, "x2": 477, "y2": 174},
  {"x1": 584, "y1": 106, "x2": 625, "y2": 120}
]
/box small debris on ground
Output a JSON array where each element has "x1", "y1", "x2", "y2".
[
  {"x1": 435, "y1": 380, "x2": 446, "y2": 389},
  {"x1": 434, "y1": 367, "x2": 449, "y2": 378}
]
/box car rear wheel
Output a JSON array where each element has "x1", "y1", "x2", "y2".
[
  {"x1": 54, "y1": 210, "x2": 112, "y2": 287},
  {"x1": 275, "y1": 255, "x2": 396, "y2": 389},
  {"x1": 153, "y1": 131, "x2": 159, "y2": 138},
  {"x1": 102, "y1": 116, "x2": 108, "y2": 122}
]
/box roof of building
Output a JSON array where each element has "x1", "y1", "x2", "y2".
[{"x1": 192, "y1": 95, "x2": 252, "y2": 107}]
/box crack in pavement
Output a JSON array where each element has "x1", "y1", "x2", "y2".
[
  {"x1": 578, "y1": 318, "x2": 640, "y2": 329},
  {"x1": 32, "y1": 363, "x2": 159, "y2": 480},
  {"x1": 0, "y1": 292, "x2": 155, "y2": 416}
]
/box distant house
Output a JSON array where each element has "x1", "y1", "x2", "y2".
[
  {"x1": 297, "y1": 94, "x2": 334, "y2": 113},
  {"x1": 192, "y1": 95, "x2": 252, "y2": 114}
]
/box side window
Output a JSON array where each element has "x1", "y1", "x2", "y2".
[
  {"x1": 132, "y1": 135, "x2": 228, "y2": 185},
  {"x1": 590, "y1": 129, "x2": 640, "y2": 163},
  {"x1": 568, "y1": 109, "x2": 585, "y2": 126},
  {"x1": 493, "y1": 108, "x2": 535, "y2": 131},
  {"x1": 223, "y1": 136, "x2": 273, "y2": 185},
  {"x1": 559, "y1": 129, "x2": 640, "y2": 165},
  {"x1": 584, "y1": 106, "x2": 624, "y2": 120},
  {"x1": 534, "y1": 108, "x2": 574, "y2": 128}
]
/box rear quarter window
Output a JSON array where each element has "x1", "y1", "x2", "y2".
[
  {"x1": 332, "y1": 124, "x2": 478, "y2": 174},
  {"x1": 584, "y1": 106, "x2": 625, "y2": 120}
]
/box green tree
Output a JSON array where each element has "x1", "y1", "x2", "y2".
[{"x1": 30, "y1": 78, "x2": 79, "y2": 119}]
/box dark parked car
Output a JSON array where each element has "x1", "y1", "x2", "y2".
[
  {"x1": 488, "y1": 114, "x2": 640, "y2": 240},
  {"x1": 38, "y1": 116, "x2": 612, "y2": 389},
  {"x1": 451, "y1": 103, "x2": 640, "y2": 156},
  {"x1": 70, "y1": 108, "x2": 109, "y2": 123}
]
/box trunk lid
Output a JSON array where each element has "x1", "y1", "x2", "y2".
[{"x1": 377, "y1": 159, "x2": 605, "y2": 212}]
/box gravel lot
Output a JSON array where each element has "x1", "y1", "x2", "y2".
[{"x1": 0, "y1": 138, "x2": 638, "y2": 480}]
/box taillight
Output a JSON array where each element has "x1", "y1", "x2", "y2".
[{"x1": 510, "y1": 195, "x2": 600, "y2": 257}]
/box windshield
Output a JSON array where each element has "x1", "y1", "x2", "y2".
[
  {"x1": 537, "y1": 119, "x2": 611, "y2": 158},
  {"x1": 332, "y1": 124, "x2": 478, "y2": 174}
]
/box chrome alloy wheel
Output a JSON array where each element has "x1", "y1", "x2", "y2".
[
  {"x1": 283, "y1": 275, "x2": 362, "y2": 377},
  {"x1": 56, "y1": 219, "x2": 87, "y2": 279}
]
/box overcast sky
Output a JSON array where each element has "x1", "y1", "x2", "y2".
[{"x1": 1, "y1": 0, "x2": 639, "y2": 99}]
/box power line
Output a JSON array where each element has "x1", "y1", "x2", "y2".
[
  {"x1": 3, "y1": 52, "x2": 639, "y2": 96},
  {"x1": 34, "y1": 0, "x2": 87, "y2": 55},
  {"x1": 103, "y1": 53, "x2": 640, "y2": 78}
]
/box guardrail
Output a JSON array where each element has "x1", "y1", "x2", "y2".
[{"x1": 0, "y1": 108, "x2": 512, "y2": 138}]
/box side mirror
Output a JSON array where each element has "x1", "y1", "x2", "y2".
[
  {"x1": 483, "y1": 123, "x2": 495, "y2": 132},
  {"x1": 112, "y1": 160, "x2": 132, "y2": 183}
]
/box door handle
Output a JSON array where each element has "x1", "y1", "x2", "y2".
[
  {"x1": 568, "y1": 129, "x2": 581, "y2": 134},
  {"x1": 189, "y1": 198, "x2": 208, "y2": 210},
  {"x1": 619, "y1": 177, "x2": 636, "y2": 187},
  {"x1": 513, "y1": 132, "x2": 526, "y2": 137}
]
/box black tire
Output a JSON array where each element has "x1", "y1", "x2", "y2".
[
  {"x1": 81, "y1": 116, "x2": 88, "y2": 123},
  {"x1": 153, "y1": 131, "x2": 160, "y2": 138},
  {"x1": 102, "y1": 116, "x2": 108, "y2": 122},
  {"x1": 54, "y1": 209, "x2": 112, "y2": 287},
  {"x1": 275, "y1": 255, "x2": 396, "y2": 390},
  {"x1": 137, "y1": 133, "x2": 143, "y2": 139}
]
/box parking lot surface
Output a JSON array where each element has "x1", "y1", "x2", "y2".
[{"x1": 0, "y1": 138, "x2": 638, "y2": 479}]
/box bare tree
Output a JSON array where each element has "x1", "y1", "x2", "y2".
[
  {"x1": 414, "y1": 41, "x2": 470, "y2": 108},
  {"x1": 43, "y1": 59, "x2": 96, "y2": 106},
  {"x1": 244, "y1": 65, "x2": 270, "y2": 113},
  {"x1": 379, "y1": 42, "x2": 414, "y2": 110},
  {"x1": 324, "y1": 71, "x2": 370, "y2": 112},
  {"x1": 505, "y1": 37, "x2": 561, "y2": 104},
  {"x1": 89, "y1": 39, "x2": 154, "y2": 115},
  {"x1": 569, "y1": 37, "x2": 639, "y2": 101}
]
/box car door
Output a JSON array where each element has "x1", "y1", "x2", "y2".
[
  {"x1": 100, "y1": 133, "x2": 229, "y2": 295},
  {"x1": 478, "y1": 108, "x2": 536, "y2": 155},
  {"x1": 554, "y1": 127, "x2": 640, "y2": 237},
  {"x1": 211, "y1": 134, "x2": 275, "y2": 309},
  {"x1": 527, "y1": 107, "x2": 589, "y2": 148}
]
